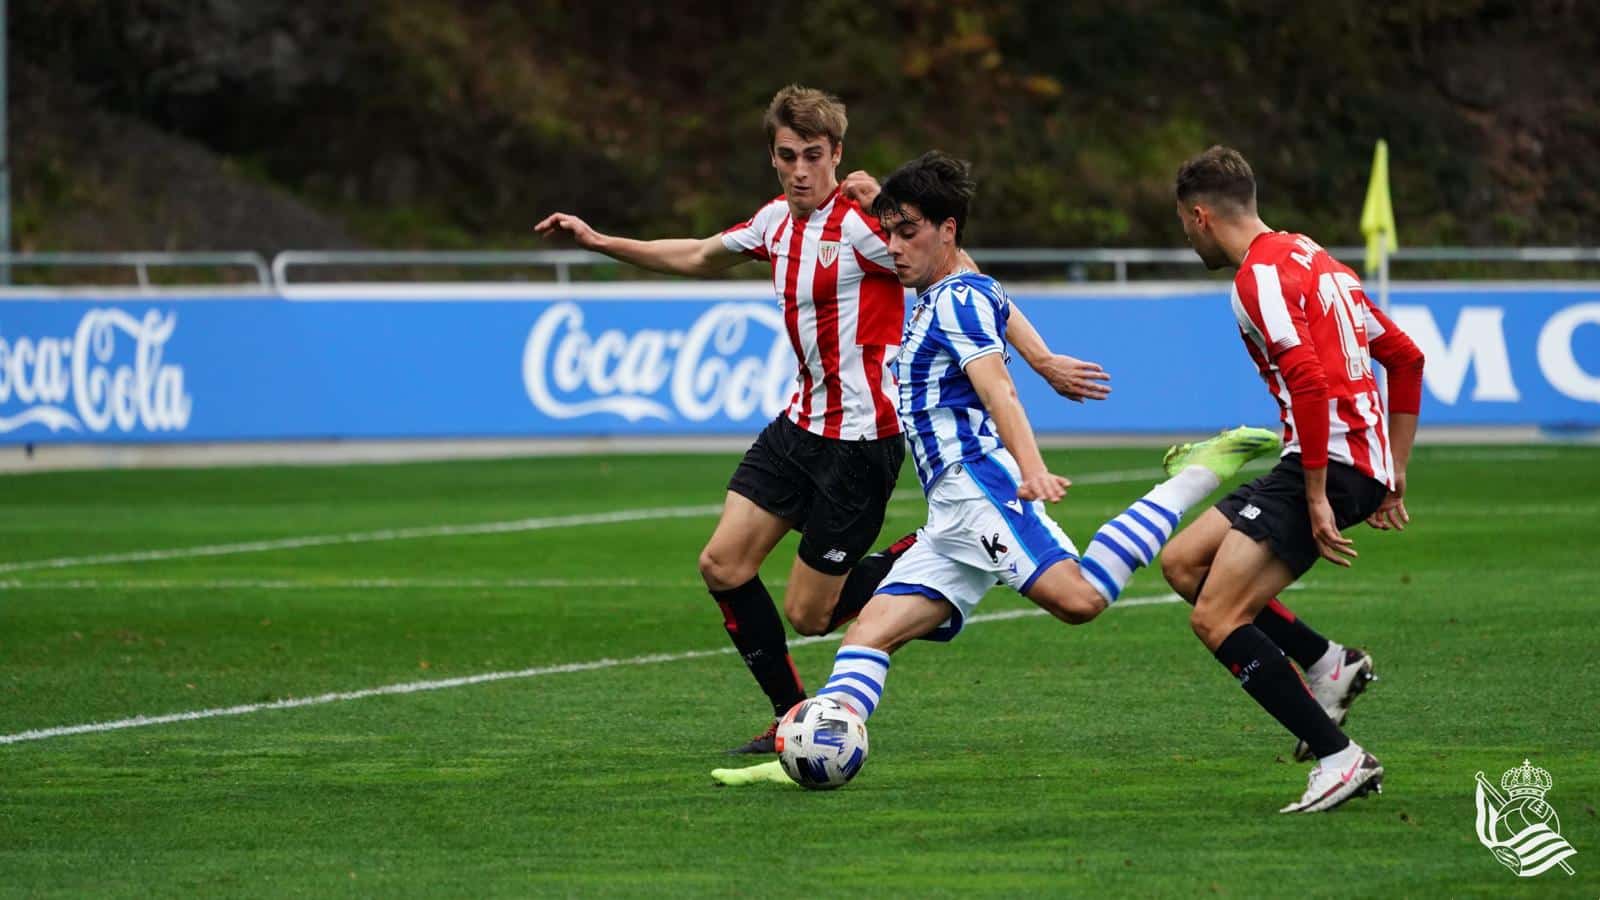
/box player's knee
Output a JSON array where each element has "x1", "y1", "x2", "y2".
[
  {"x1": 784, "y1": 597, "x2": 831, "y2": 637},
  {"x1": 1033, "y1": 584, "x2": 1105, "y2": 626},
  {"x1": 1160, "y1": 552, "x2": 1203, "y2": 602},
  {"x1": 697, "y1": 546, "x2": 753, "y2": 591},
  {"x1": 1189, "y1": 605, "x2": 1226, "y2": 646}
]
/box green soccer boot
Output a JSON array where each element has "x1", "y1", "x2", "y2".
[{"x1": 1162, "y1": 426, "x2": 1281, "y2": 481}]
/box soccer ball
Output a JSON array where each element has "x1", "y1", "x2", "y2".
[{"x1": 776, "y1": 697, "x2": 869, "y2": 790}]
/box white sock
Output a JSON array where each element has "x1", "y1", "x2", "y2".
[
  {"x1": 1146, "y1": 465, "x2": 1221, "y2": 512},
  {"x1": 1080, "y1": 490, "x2": 1190, "y2": 605},
  {"x1": 1318, "y1": 740, "x2": 1363, "y2": 769},
  {"x1": 1305, "y1": 642, "x2": 1346, "y2": 681},
  {"x1": 816, "y1": 645, "x2": 890, "y2": 720}
]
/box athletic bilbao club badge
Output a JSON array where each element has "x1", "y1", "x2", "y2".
[{"x1": 817, "y1": 241, "x2": 839, "y2": 268}]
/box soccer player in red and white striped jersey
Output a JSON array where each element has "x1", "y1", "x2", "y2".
[
  {"x1": 538, "y1": 86, "x2": 1111, "y2": 754},
  {"x1": 1163, "y1": 146, "x2": 1426, "y2": 813}
]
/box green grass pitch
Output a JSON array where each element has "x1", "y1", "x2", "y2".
[{"x1": 1, "y1": 445, "x2": 1596, "y2": 897}]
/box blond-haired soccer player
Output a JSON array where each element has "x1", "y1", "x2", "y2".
[
  {"x1": 1167, "y1": 145, "x2": 1425, "y2": 812},
  {"x1": 538, "y1": 88, "x2": 1110, "y2": 754}
]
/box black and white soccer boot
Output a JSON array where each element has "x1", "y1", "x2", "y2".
[
  {"x1": 1279, "y1": 745, "x2": 1384, "y2": 813},
  {"x1": 725, "y1": 719, "x2": 779, "y2": 755},
  {"x1": 1292, "y1": 647, "x2": 1377, "y2": 762}
]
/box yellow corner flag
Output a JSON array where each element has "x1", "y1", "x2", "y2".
[{"x1": 1360, "y1": 140, "x2": 1398, "y2": 274}]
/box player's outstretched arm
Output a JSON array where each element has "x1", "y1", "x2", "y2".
[
  {"x1": 965, "y1": 354, "x2": 1071, "y2": 503},
  {"x1": 1006, "y1": 303, "x2": 1112, "y2": 403},
  {"x1": 534, "y1": 212, "x2": 745, "y2": 277}
]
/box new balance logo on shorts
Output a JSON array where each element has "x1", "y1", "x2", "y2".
[
  {"x1": 822, "y1": 549, "x2": 848, "y2": 563},
  {"x1": 1240, "y1": 504, "x2": 1262, "y2": 520},
  {"x1": 981, "y1": 533, "x2": 1010, "y2": 564}
]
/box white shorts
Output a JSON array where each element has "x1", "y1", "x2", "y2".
[{"x1": 877, "y1": 449, "x2": 1079, "y2": 641}]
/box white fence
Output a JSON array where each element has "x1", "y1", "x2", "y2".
[{"x1": 1, "y1": 247, "x2": 1599, "y2": 289}]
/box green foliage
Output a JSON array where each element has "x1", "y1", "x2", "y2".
[{"x1": 11, "y1": 1, "x2": 1600, "y2": 250}]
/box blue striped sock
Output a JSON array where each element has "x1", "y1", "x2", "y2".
[
  {"x1": 816, "y1": 644, "x2": 890, "y2": 721},
  {"x1": 1080, "y1": 496, "x2": 1180, "y2": 603}
]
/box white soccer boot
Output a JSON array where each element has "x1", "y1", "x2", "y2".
[
  {"x1": 1279, "y1": 744, "x2": 1384, "y2": 813},
  {"x1": 1292, "y1": 647, "x2": 1377, "y2": 761}
]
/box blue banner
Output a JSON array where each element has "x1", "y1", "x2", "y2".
[{"x1": 0, "y1": 283, "x2": 1596, "y2": 444}]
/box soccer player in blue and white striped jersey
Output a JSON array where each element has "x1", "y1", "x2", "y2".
[{"x1": 713, "y1": 151, "x2": 1278, "y2": 786}]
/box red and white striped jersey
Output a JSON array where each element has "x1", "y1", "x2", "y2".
[
  {"x1": 1231, "y1": 231, "x2": 1397, "y2": 486},
  {"x1": 722, "y1": 188, "x2": 904, "y2": 440}
]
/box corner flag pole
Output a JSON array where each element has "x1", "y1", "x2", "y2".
[
  {"x1": 1360, "y1": 140, "x2": 1397, "y2": 411},
  {"x1": 1360, "y1": 139, "x2": 1397, "y2": 313}
]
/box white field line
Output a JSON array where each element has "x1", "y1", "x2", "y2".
[
  {"x1": 0, "y1": 505, "x2": 720, "y2": 576},
  {"x1": 0, "y1": 577, "x2": 709, "y2": 591},
  {"x1": 0, "y1": 592, "x2": 1185, "y2": 746},
  {"x1": 0, "y1": 464, "x2": 1202, "y2": 577}
]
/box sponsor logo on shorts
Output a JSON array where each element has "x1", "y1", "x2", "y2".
[
  {"x1": 822, "y1": 549, "x2": 848, "y2": 563},
  {"x1": 1240, "y1": 504, "x2": 1262, "y2": 520},
  {"x1": 980, "y1": 533, "x2": 1009, "y2": 564}
]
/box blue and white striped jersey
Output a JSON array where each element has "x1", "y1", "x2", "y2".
[{"x1": 895, "y1": 270, "x2": 1012, "y2": 493}]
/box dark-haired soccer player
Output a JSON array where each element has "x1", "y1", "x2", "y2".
[
  {"x1": 713, "y1": 151, "x2": 1276, "y2": 787},
  {"x1": 1168, "y1": 145, "x2": 1426, "y2": 812},
  {"x1": 538, "y1": 87, "x2": 1111, "y2": 754}
]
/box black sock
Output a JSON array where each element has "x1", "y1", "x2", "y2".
[
  {"x1": 711, "y1": 576, "x2": 805, "y2": 718},
  {"x1": 1192, "y1": 575, "x2": 1331, "y2": 673},
  {"x1": 1213, "y1": 624, "x2": 1349, "y2": 759},
  {"x1": 1254, "y1": 599, "x2": 1331, "y2": 670},
  {"x1": 826, "y1": 532, "x2": 917, "y2": 633}
]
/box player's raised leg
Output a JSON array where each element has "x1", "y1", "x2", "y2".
[
  {"x1": 699, "y1": 491, "x2": 808, "y2": 754},
  {"x1": 1191, "y1": 530, "x2": 1382, "y2": 813},
  {"x1": 1066, "y1": 426, "x2": 1278, "y2": 607}
]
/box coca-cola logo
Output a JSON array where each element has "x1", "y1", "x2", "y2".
[
  {"x1": 0, "y1": 308, "x2": 192, "y2": 435},
  {"x1": 522, "y1": 301, "x2": 793, "y2": 423}
]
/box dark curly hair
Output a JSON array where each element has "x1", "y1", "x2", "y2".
[{"x1": 871, "y1": 151, "x2": 977, "y2": 242}]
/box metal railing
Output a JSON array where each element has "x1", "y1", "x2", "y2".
[
  {"x1": 272, "y1": 249, "x2": 599, "y2": 286},
  {"x1": 0, "y1": 251, "x2": 271, "y2": 289},
  {"x1": 274, "y1": 246, "x2": 1600, "y2": 285},
  {"x1": 972, "y1": 247, "x2": 1600, "y2": 282},
  {"x1": 2, "y1": 247, "x2": 1598, "y2": 288}
]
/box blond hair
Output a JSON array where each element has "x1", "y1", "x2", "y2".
[{"x1": 764, "y1": 85, "x2": 848, "y2": 149}]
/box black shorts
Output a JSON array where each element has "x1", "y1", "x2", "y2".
[
  {"x1": 726, "y1": 416, "x2": 905, "y2": 575},
  {"x1": 1214, "y1": 454, "x2": 1390, "y2": 578}
]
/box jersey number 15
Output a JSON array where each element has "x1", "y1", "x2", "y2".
[{"x1": 1316, "y1": 272, "x2": 1373, "y2": 381}]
